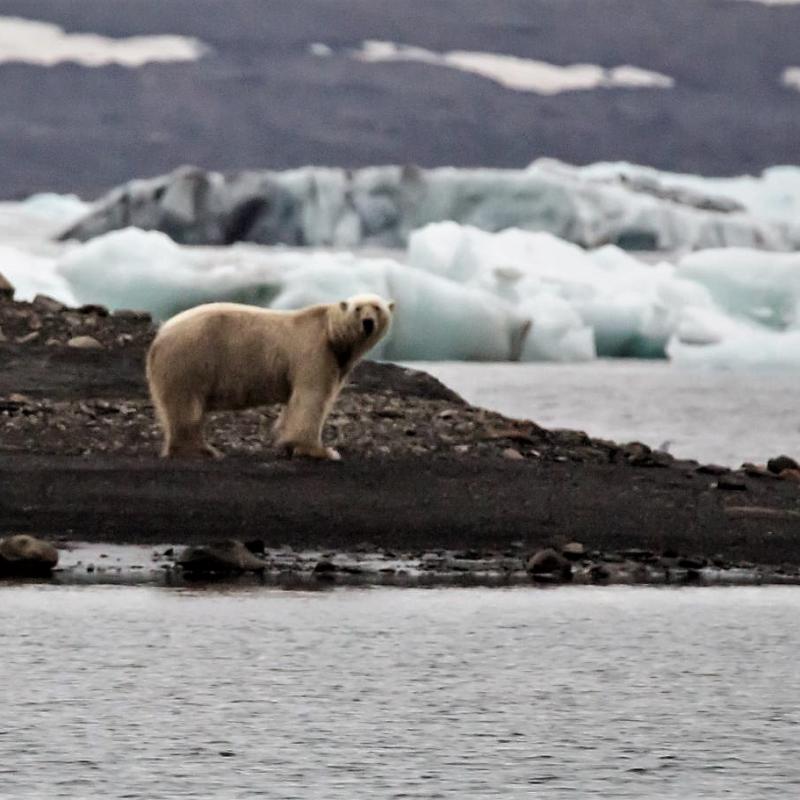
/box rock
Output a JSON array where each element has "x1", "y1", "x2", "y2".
[
  {"x1": 696, "y1": 464, "x2": 730, "y2": 476},
  {"x1": 561, "y1": 541, "x2": 585, "y2": 560},
  {"x1": 552, "y1": 429, "x2": 590, "y2": 447},
  {"x1": 0, "y1": 534, "x2": 59, "y2": 576},
  {"x1": 526, "y1": 548, "x2": 572, "y2": 582},
  {"x1": 0, "y1": 272, "x2": 14, "y2": 299},
  {"x1": 741, "y1": 462, "x2": 774, "y2": 478},
  {"x1": 15, "y1": 331, "x2": 39, "y2": 344},
  {"x1": 621, "y1": 548, "x2": 654, "y2": 561},
  {"x1": 67, "y1": 335, "x2": 103, "y2": 349},
  {"x1": 61, "y1": 312, "x2": 83, "y2": 328},
  {"x1": 621, "y1": 441, "x2": 650, "y2": 460},
  {"x1": 77, "y1": 304, "x2": 109, "y2": 317},
  {"x1": 768, "y1": 455, "x2": 799, "y2": 475},
  {"x1": 678, "y1": 556, "x2": 707, "y2": 569},
  {"x1": 714, "y1": 475, "x2": 747, "y2": 491},
  {"x1": 588, "y1": 563, "x2": 612, "y2": 583},
  {"x1": 177, "y1": 540, "x2": 267, "y2": 575},
  {"x1": 32, "y1": 294, "x2": 66, "y2": 313},
  {"x1": 112, "y1": 308, "x2": 152, "y2": 321},
  {"x1": 778, "y1": 469, "x2": 800, "y2": 484},
  {"x1": 502, "y1": 447, "x2": 525, "y2": 461},
  {"x1": 484, "y1": 425, "x2": 544, "y2": 446},
  {"x1": 313, "y1": 560, "x2": 336, "y2": 574}
]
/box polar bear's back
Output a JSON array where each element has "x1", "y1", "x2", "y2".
[{"x1": 148, "y1": 302, "x2": 327, "y2": 410}]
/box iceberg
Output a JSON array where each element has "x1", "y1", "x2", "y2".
[
  {"x1": 408, "y1": 222, "x2": 715, "y2": 358},
  {"x1": 54, "y1": 228, "x2": 532, "y2": 362},
  {"x1": 59, "y1": 160, "x2": 800, "y2": 252}
]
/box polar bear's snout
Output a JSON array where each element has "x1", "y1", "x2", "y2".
[{"x1": 362, "y1": 318, "x2": 375, "y2": 335}]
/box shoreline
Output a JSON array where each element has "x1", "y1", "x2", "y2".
[
  {"x1": 2, "y1": 293, "x2": 800, "y2": 588},
  {"x1": 8, "y1": 541, "x2": 800, "y2": 590}
]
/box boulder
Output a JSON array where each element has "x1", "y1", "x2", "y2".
[
  {"x1": 715, "y1": 475, "x2": 747, "y2": 491},
  {"x1": 77, "y1": 304, "x2": 110, "y2": 317},
  {"x1": 0, "y1": 534, "x2": 59, "y2": 577},
  {"x1": 32, "y1": 294, "x2": 66, "y2": 313},
  {"x1": 678, "y1": 556, "x2": 707, "y2": 570},
  {"x1": 696, "y1": 463, "x2": 730, "y2": 476},
  {"x1": 112, "y1": 309, "x2": 152, "y2": 321},
  {"x1": 741, "y1": 462, "x2": 774, "y2": 478},
  {"x1": 778, "y1": 469, "x2": 800, "y2": 484},
  {"x1": 620, "y1": 442, "x2": 671, "y2": 467},
  {"x1": 526, "y1": 548, "x2": 572, "y2": 582},
  {"x1": 588, "y1": 563, "x2": 612, "y2": 583},
  {"x1": 561, "y1": 541, "x2": 585, "y2": 560},
  {"x1": 768, "y1": 455, "x2": 800, "y2": 475},
  {"x1": 0, "y1": 272, "x2": 14, "y2": 300},
  {"x1": 176, "y1": 539, "x2": 267, "y2": 575}
]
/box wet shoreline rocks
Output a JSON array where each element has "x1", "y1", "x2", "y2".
[{"x1": 6, "y1": 539, "x2": 800, "y2": 588}]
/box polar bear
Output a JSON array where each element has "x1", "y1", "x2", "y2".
[{"x1": 146, "y1": 294, "x2": 394, "y2": 460}]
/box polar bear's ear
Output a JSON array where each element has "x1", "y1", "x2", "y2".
[
  {"x1": 339, "y1": 300, "x2": 348, "y2": 311},
  {"x1": 388, "y1": 300, "x2": 396, "y2": 312}
]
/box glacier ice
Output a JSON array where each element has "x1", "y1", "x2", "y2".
[
  {"x1": 59, "y1": 160, "x2": 800, "y2": 252},
  {"x1": 577, "y1": 160, "x2": 800, "y2": 226},
  {"x1": 5, "y1": 182, "x2": 800, "y2": 365}
]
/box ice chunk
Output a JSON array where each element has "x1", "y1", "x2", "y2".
[
  {"x1": 676, "y1": 249, "x2": 800, "y2": 329},
  {"x1": 668, "y1": 326, "x2": 800, "y2": 368},
  {"x1": 0, "y1": 244, "x2": 75, "y2": 304}
]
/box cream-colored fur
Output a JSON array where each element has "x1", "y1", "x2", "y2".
[{"x1": 146, "y1": 294, "x2": 394, "y2": 460}]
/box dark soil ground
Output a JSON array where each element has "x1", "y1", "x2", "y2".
[{"x1": 2, "y1": 293, "x2": 800, "y2": 583}]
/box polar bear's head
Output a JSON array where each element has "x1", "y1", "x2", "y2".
[{"x1": 336, "y1": 293, "x2": 394, "y2": 343}]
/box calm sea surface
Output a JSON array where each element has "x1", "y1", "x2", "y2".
[
  {"x1": 3, "y1": 585, "x2": 799, "y2": 799},
  {"x1": 410, "y1": 361, "x2": 800, "y2": 467}
]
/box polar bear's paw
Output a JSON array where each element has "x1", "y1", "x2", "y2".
[{"x1": 291, "y1": 444, "x2": 342, "y2": 461}]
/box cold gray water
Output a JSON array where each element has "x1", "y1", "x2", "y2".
[
  {"x1": 411, "y1": 361, "x2": 800, "y2": 467},
  {"x1": 3, "y1": 585, "x2": 800, "y2": 799}
]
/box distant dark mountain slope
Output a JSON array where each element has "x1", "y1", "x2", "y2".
[{"x1": 0, "y1": 0, "x2": 799, "y2": 197}]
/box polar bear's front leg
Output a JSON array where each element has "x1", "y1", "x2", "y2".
[{"x1": 277, "y1": 386, "x2": 341, "y2": 461}]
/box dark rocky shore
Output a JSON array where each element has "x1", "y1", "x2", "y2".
[{"x1": 2, "y1": 289, "x2": 800, "y2": 587}]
